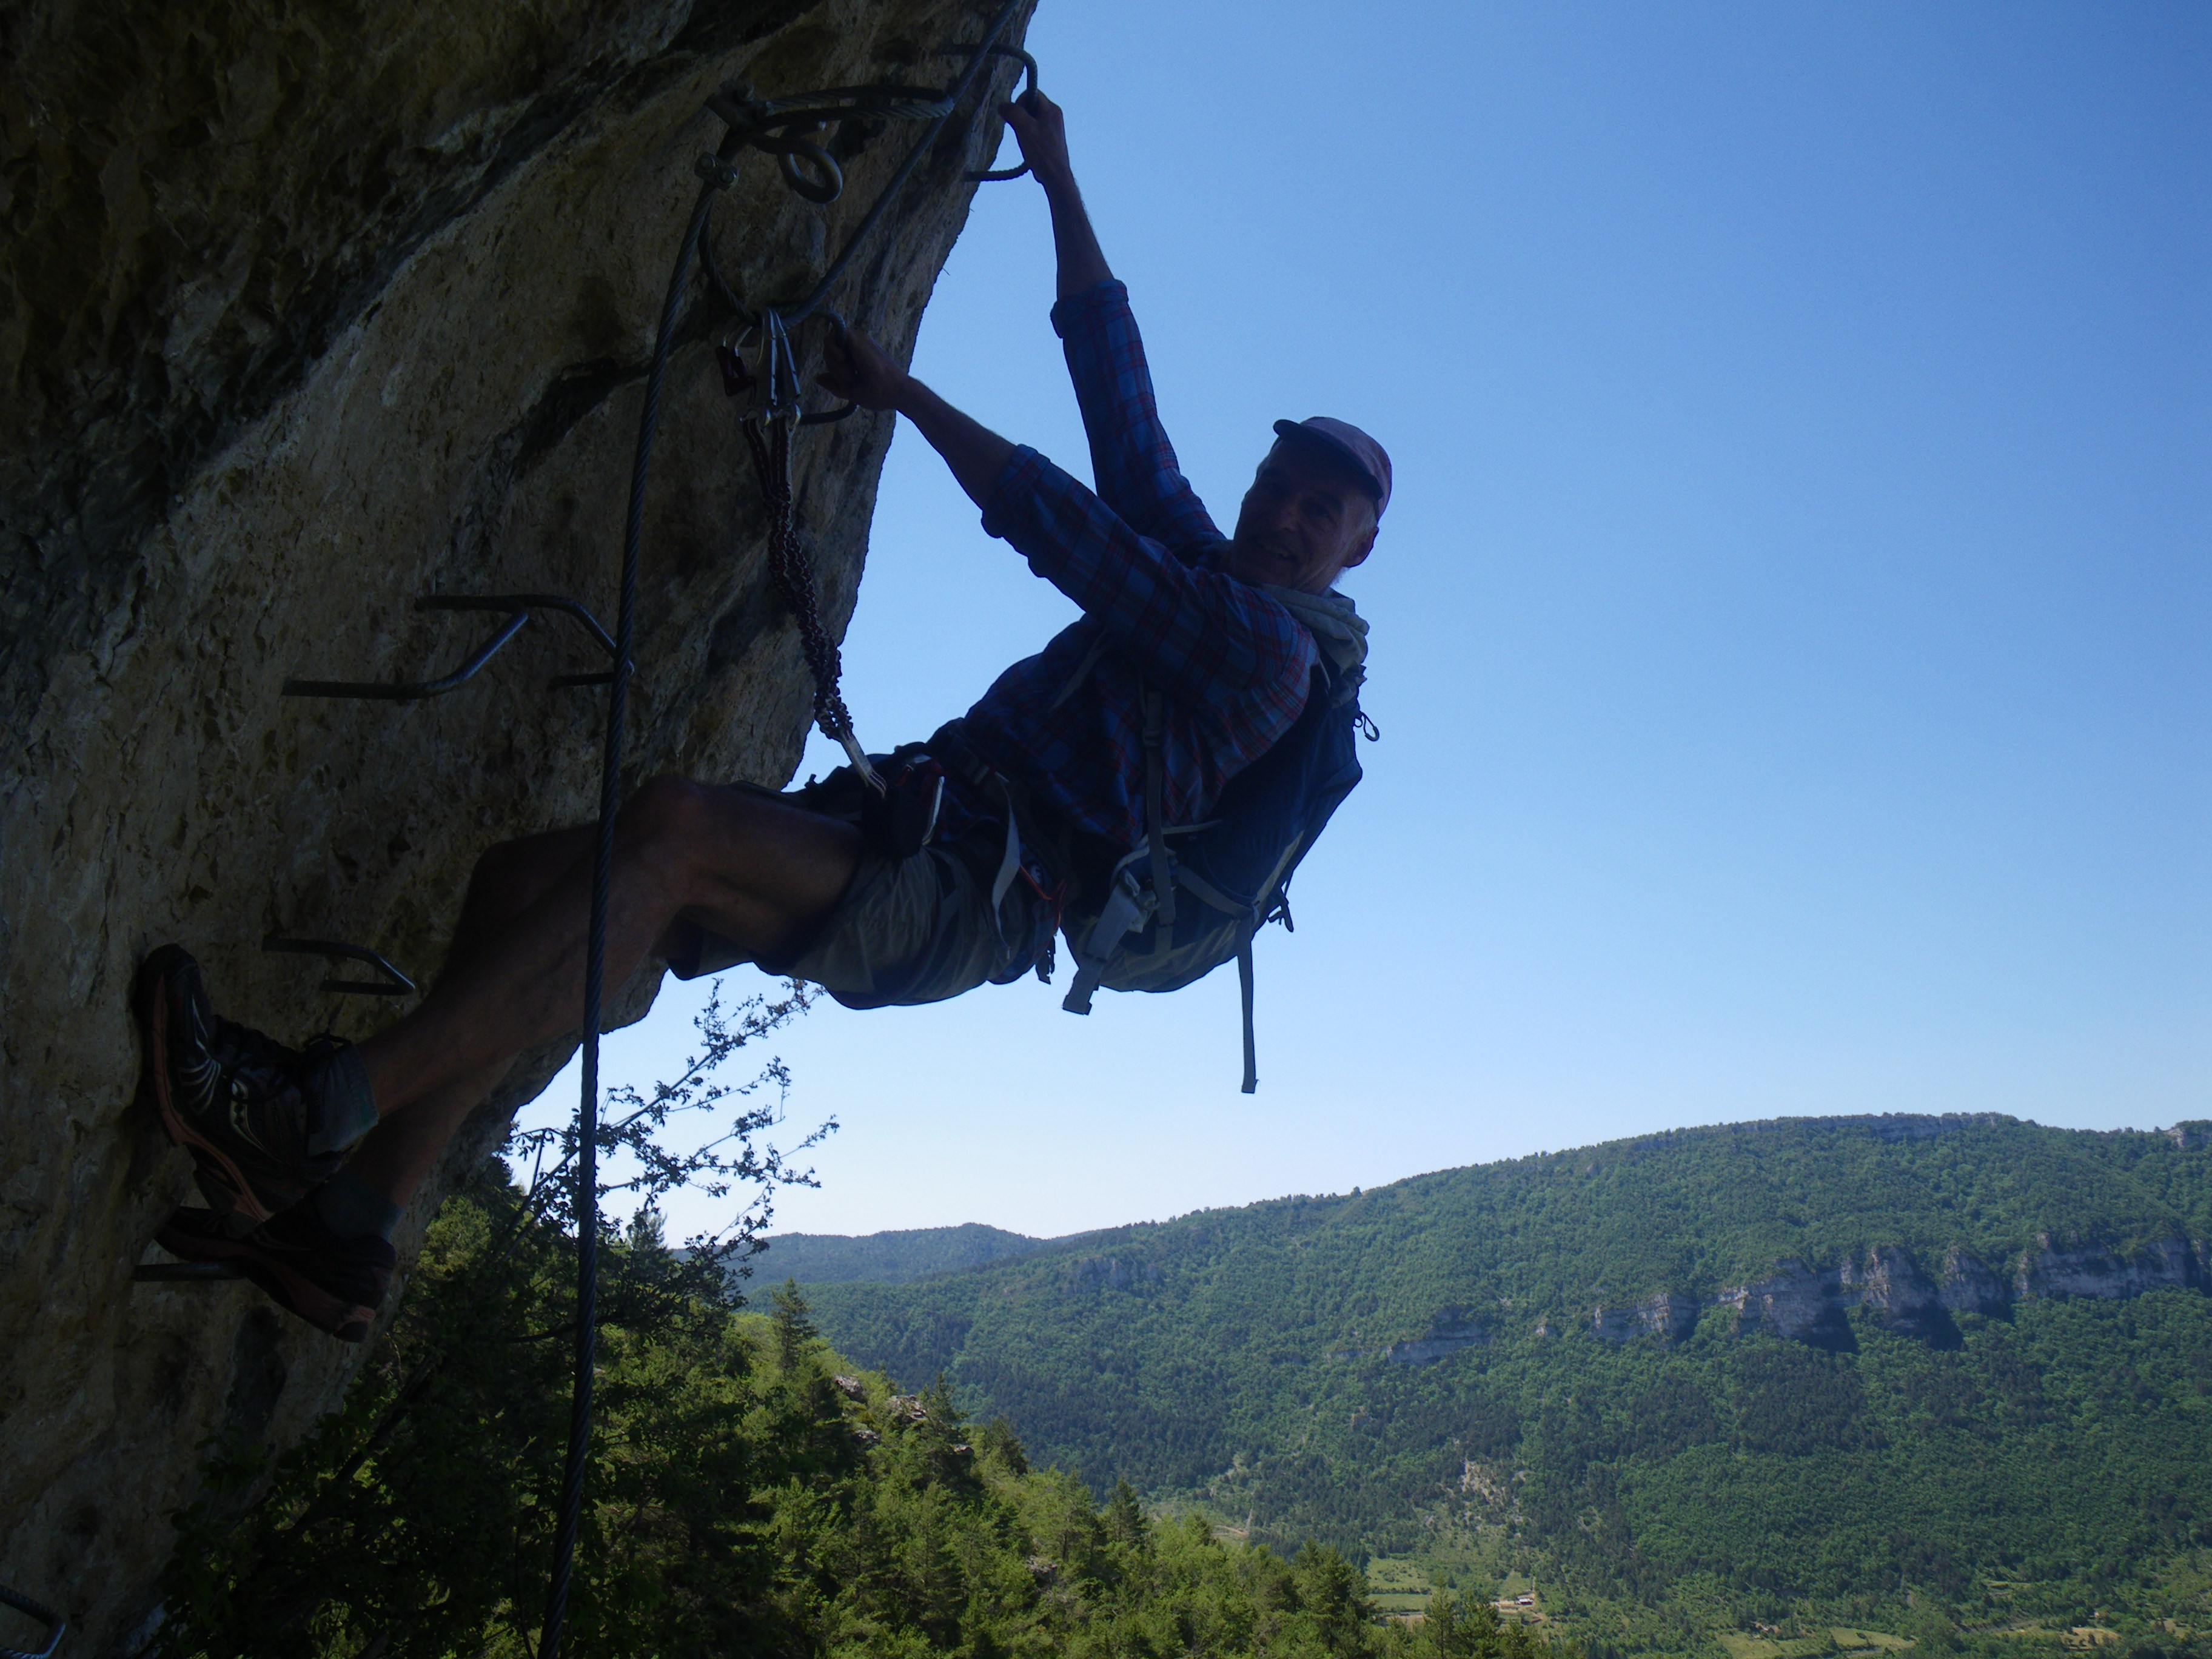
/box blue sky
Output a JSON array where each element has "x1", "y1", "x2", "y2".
[{"x1": 527, "y1": 1, "x2": 2210, "y2": 1243}]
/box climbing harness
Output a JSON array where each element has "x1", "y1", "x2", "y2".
[{"x1": 538, "y1": 8, "x2": 1037, "y2": 1655}]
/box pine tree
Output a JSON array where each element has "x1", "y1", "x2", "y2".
[
  {"x1": 771, "y1": 1276, "x2": 817, "y2": 1373},
  {"x1": 1104, "y1": 1476, "x2": 1150, "y2": 1548}
]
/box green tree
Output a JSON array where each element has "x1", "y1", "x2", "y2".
[
  {"x1": 1105, "y1": 1478, "x2": 1151, "y2": 1549},
  {"x1": 771, "y1": 1275, "x2": 819, "y2": 1372}
]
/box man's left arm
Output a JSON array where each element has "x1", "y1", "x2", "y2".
[{"x1": 1002, "y1": 93, "x2": 1222, "y2": 562}]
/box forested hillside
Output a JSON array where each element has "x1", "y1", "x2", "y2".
[
  {"x1": 164, "y1": 1179, "x2": 1557, "y2": 1658},
  {"x1": 800, "y1": 1115, "x2": 2212, "y2": 1657},
  {"x1": 752, "y1": 1222, "x2": 1053, "y2": 1284}
]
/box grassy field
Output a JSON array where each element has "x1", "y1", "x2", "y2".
[
  {"x1": 1715, "y1": 1629, "x2": 1913, "y2": 1659},
  {"x1": 1364, "y1": 1557, "x2": 1436, "y2": 1616}
]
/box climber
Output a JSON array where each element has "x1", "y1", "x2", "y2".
[{"x1": 135, "y1": 90, "x2": 1389, "y2": 1341}]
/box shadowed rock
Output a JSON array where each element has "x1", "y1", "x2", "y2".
[{"x1": 0, "y1": 0, "x2": 1031, "y2": 1645}]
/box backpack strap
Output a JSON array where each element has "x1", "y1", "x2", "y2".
[
  {"x1": 1048, "y1": 631, "x2": 1114, "y2": 712},
  {"x1": 1140, "y1": 679, "x2": 1176, "y2": 928},
  {"x1": 1061, "y1": 861, "x2": 1155, "y2": 1016},
  {"x1": 1237, "y1": 926, "x2": 1258, "y2": 1094}
]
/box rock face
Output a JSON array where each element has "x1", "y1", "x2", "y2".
[
  {"x1": 0, "y1": 0, "x2": 1030, "y2": 1646},
  {"x1": 1590, "y1": 1290, "x2": 1698, "y2": 1344},
  {"x1": 1588, "y1": 1235, "x2": 2209, "y2": 1353},
  {"x1": 1716, "y1": 1258, "x2": 1852, "y2": 1347},
  {"x1": 2016, "y1": 1233, "x2": 2209, "y2": 1301},
  {"x1": 1384, "y1": 1325, "x2": 1493, "y2": 1365},
  {"x1": 1065, "y1": 1256, "x2": 1163, "y2": 1295}
]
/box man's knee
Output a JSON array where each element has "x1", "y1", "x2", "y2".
[
  {"x1": 621, "y1": 774, "x2": 722, "y2": 856},
  {"x1": 467, "y1": 824, "x2": 588, "y2": 914}
]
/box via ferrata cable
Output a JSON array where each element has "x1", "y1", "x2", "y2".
[{"x1": 535, "y1": 6, "x2": 1030, "y2": 1652}]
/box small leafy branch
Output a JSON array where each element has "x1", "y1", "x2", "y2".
[
  {"x1": 160, "y1": 979, "x2": 832, "y2": 1625},
  {"x1": 508, "y1": 975, "x2": 835, "y2": 1301}
]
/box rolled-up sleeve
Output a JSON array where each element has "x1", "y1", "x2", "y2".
[
  {"x1": 1050, "y1": 280, "x2": 1223, "y2": 561},
  {"x1": 983, "y1": 446, "x2": 1313, "y2": 707}
]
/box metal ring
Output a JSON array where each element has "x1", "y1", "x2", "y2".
[{"x1": 771, "y1": 132, "x2": 843, "y2": 204}]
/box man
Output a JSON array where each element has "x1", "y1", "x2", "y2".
[{"x1": 138, "y1": 93, "x2": 1389, "y2": 1339}]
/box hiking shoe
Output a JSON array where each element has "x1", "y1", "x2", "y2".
[
  {"x1": 156, "y1": 1204, "x2": 395, "y2": 1343},
  {"x1": 136, "y1": 945, "x2": 372, "y2": 1227}
]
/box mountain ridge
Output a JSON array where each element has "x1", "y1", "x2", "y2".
[
  {"x1": 747, "y1": 1221, "x2": 1060, "y2": 1285},
  {"x1": 795, "y1": 1111, "x2": 2212, "y2": 1652}
]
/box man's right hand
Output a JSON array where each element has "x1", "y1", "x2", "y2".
[
  {"x1": 817, "y1": 323, "x2": 910, "y2": 412},
  {"x1": 1002, "y1": 89, "x2": 1074, "y2": 196}
]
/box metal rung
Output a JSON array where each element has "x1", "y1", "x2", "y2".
[
  {"x1": 263, "y1": 935, "x2": 416, "y2": 997},
  {"x1": 132, "y1": 1261, "x2": 246, "y2": 1283},
  {"x1": 0, "y1": 1580, "x2": 64, "y2": 1659},
  {"x1": 283, "y1": 593, "x2": 618, "y2": 702},
  {"x1": 957, "y1": 44, "x2": 1038, "y2": 180}
]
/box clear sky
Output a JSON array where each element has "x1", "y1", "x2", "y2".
[{"x1": 523, "y1": 0, "x2": 2210, "y2": 1245}]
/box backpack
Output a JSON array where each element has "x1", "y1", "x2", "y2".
[{"x1": 1060, "y1": 657, "x2": 1370, "y2": 1092}]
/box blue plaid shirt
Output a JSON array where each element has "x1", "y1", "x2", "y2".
[{"x1": 950, "y1": 281, "x2": 1319, "y2": 855}]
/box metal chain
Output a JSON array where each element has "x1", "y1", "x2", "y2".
[{"x1": 741, "y1": 415, "x2": 865, "y2": 757}]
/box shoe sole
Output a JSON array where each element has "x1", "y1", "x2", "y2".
[
  {"x1": 154, "y1": 1215, "x2": 378, "y2": 1343},
  {"x1": 136, "y1": 947, "x2": 277, "y2": 1230}
]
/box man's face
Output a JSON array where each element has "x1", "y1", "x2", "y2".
[{"x1": 1225, "y1": 440, "x2": 1378, "y2": 594}]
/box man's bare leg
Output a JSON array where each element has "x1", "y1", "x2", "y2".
[
  {"x1": 344, "y1": 779, "x2": 860, "y2": 1211},
  {"x1": 338, "y1": 823, "x2": 591, "y2": 1208}
]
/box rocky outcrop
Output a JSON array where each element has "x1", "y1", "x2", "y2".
[
  {"x1": 1937, "y1": 1243, "x2": 2009, "y2": 1315},
  {"x1": 1587, "y1": 1234, "x2": 2208, "y2": 1353},
  {"x1": 1065, "y1": 1256, "x2": 1162, "y2": 1295},
  {"x1": 0, "y1": 0, "x2": 1028, "y2": 1647},
  {"x1": 2016, "y1": 1233, "x2": 2208, "y2": 1301},
  {"x1": 1385, "y1": 1323, "x2": 1493, "y2": 1365},
  {"x1": 1716, "y1": 1259, "x2": 1852, "y2": 1346},
  {"x1": 1590, "y1": 1291, "x2": 1698, "y2": 1344}
]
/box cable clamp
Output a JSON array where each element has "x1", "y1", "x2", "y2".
[{"x1": 694, "y1": 153, "x2": 741, "y2": 190}]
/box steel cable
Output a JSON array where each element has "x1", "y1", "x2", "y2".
[
  {"x1": 534, "y1": 6, "x2": 1027, "y2": 1651},
  {"x1": 535, "y1": 176, "x2": 715, "y2": 1659}
]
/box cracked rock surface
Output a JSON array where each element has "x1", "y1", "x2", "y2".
[{"x1": 0, "y1": 0, "x2": 1028, "y2": 1645}]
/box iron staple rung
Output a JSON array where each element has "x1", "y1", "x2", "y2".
[
  {"x1": 263, "y1": 934, "x2": 417, "y2": 997},
  {"x1": 0, "y1": 1580, "x2": 64, "y2": 1659},
  {"x1": 282, "y1": 594, "x2": 616, "y2": 702},
  {"x1": 132, "y1": 1261, "x2": 247, "y2": 1282}
]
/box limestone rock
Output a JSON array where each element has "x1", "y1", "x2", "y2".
[
  {"x1": 1589, "y1": 1290, "x2": 1697, "y2": 1344},
  {"x1": 1383, "y1": 1322, "x2": 1493, "y2": 1366},
  {"x1": 1715, "y1": 1258, "x2": 1848, "y2": 1346},
  {"x1": 1064, "y1": 1255, "x2": 1162, "y2": 1295},
  {"x1": 2013, "y1": 1233, "x2": 2207, "y2": 1301},
  {"x1": 1936, "y1": 1243, "x2": 2008, "y2": 1316},
  {"x1": 0, "y1": 0, "x2": 1031, "y2": 1646}
]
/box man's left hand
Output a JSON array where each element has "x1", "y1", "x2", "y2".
[{"x1": 817, "y1": 323, "x2": 909, "y2": 412}]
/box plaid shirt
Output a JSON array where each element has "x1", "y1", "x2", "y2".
[{"x1": 950, "y1": 281, "x2": 1318, "y2": 855}]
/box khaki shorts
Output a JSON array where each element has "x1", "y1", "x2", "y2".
[{"x1": 665, "y1": 835, "x2": 1029, "y2": 1011}]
